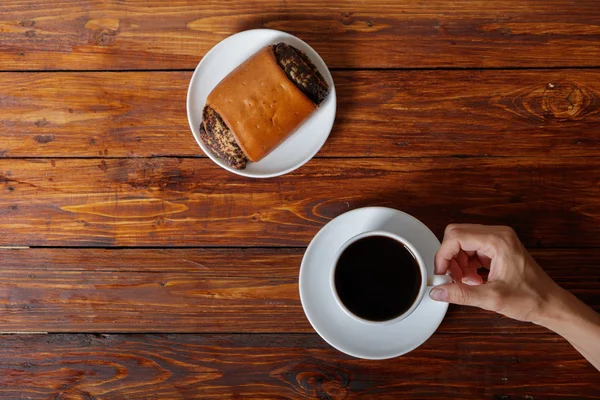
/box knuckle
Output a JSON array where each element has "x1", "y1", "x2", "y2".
[
  {"x1": 445, "y1": 224, "x2": 460, "y2": 237},
  {"x1": 488, "y1": 228, "x2": 519, "y2": 254},
  {"x1": 487, "y1": 234, "x2": 505, "y2": 250},
  {"x1": 507, "y1": 232, "x2": 521, "y2": 249},
  {"x1": 445, "y1": 226, "x2": 464, "y2": 240},
  {"x1": 499, "y1": 226, "x2": 518, "y2": 242}
]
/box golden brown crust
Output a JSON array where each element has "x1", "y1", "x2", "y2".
[{"x1": 206, "y1": 46, "x2": 316, "y2": 162}]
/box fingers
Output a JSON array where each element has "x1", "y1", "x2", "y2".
[
  {"x1": 456, "y1": 250, "x2": 469, "y2": 269},
  {"x1": 448, "y1": 259, "x2": 463, "y2": 282},
  {"x1": 429, "y1": 282, "x2": 490, "y2": 308},
  {"x1": 462, "y1": 260, "x2": 484, "y2": 285},
  {"x1": 445, "y1": 249, "x2": 482, "y2": 285},
  {"x1": 434, "y1": 224, "x2": 506, "y2": 274}
]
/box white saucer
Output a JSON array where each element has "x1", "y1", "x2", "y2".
[
  {"x1": 186, "y1": 29, "x2": 337, "y2": 178},
  {"x1": 299, "y1": 207, "x2": 448, "y2": 360}
]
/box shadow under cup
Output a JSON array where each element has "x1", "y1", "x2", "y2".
[{"x1": 331, "y1": 231, "x2": 425, "y2": 324}]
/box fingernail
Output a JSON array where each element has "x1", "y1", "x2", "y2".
[
  {"x1": 462, "y1": 277, "x2": 480, "y2": 286},
  {"x1": 430, "y1": 287, "x2": 447, "y2": 301}
]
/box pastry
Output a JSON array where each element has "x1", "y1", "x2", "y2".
[
  {"x1": 200, "y1": 43, "x2": 329, "y2": 169},
  {"x1": 200, "y1": 107, "x2": 248, "y2": 170}
]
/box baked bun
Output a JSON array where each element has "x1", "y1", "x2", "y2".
[{"x1": 200, "y1": 43, "x2": 329, "y2": 169}]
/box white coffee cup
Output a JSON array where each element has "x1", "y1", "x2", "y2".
[{"x1": 330, "y1": 230, "x2": 451, "y2": 325}]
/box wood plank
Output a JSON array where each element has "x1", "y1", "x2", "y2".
[
  {"x1": 2, "y1": 70, "x2": 600, "y2": 158},
  {"x1": 1, "y1": 333, "x2": 598, "y2": 399},
  {"x1": 1, "y1": 158, "x2": 600, "y2": 248},
  {"x1": 0, "y1": 248, "x2": 597, "y2": 333},
  {"x1": 2, "y1": 1, "x2": 600, "y2": 70}
]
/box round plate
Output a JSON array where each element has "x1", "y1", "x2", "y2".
[
  {"x1": 299, "y1": 207, "x2": 448, "y2": 360},
  {"x1": 186, "y1": 29, "x2": 337, "y2": 178}
]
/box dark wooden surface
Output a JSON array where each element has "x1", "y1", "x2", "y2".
[
  {"x1": 0, "y1": 248, "x2": 598, "y2": 334},
  {"x1": 2, "y1": 0, "x2": 600, "y2": 70},
  {"x1": 1, "y1": 0, "x2": 599, "y2": 398},
  {"x1": 2, "y1": 70, "x2": 600, "y2": 158},
  {"x1": 1, "y1": 334, "x2": 599, "y2": 399},
  {"x1": 2, "y1": 158, "x2": 600, "y2": 247}
]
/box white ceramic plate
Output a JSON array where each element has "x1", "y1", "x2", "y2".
[
  {"x1": 186, "y1": 29, "x2": 337, "y2": 178},
  {"x1": 299, "y1": 207, "x2": 448, "y2": 360}
]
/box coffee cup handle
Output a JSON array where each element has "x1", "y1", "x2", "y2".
[{"x1": 427, "y1": 274, "x2": 452, "y2": 287}]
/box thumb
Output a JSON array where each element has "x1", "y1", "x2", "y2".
[{"x1": 429, "y1": 283, "x2": 488, "y2": 308}]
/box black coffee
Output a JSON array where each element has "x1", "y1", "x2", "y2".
[{"x1": 334, "y1": 236, "x2": 421, "y2": 322}]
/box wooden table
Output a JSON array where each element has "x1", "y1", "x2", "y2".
[{"x1": 1, "y1": 1, "x2": 600, "y2": 398}]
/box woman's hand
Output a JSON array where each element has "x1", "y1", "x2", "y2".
[
  {"x1": 429, "y1": 224, "x2": 563, "y2": 324},
  {"x1": 429, "y1": 223, "x2": 600, "y2": 371}
]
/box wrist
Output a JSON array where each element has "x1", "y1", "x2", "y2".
[
  {"x1": 533, "y1": 287, "x2": 598, "y2": 335},
  {"x1": 531, "y1": 287, "x2": 573, "y2": 330}
]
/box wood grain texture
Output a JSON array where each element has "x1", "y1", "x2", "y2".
[
  {"x1": 1, "y1": 333, "x2": 598, "y2": 399},
  {"x1": 2, "y1": 1, "x2": 599, "y2": 397},
  {"x1": 2, "y1": 0, "x2": 600, "y2": 70},
  {"x1": 1, "y1": 158, "x2": 600, "y2": 247},
  {"x1": 2, "y1": 70, "x2": 600, "y2": 158},
  {"x1": 0, "y1": 248, "x2": 598, "y2": 333}
]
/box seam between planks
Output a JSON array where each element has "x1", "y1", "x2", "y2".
[
  {"x1": 0, "y1": 331, "x2": 560, "y2": 336},
  {"x1": 1, "y1": 66, "x2": 600, "y2": 73},
  {"x1": 3, "y1": 156, "x2": 600, "y2": 160}
]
